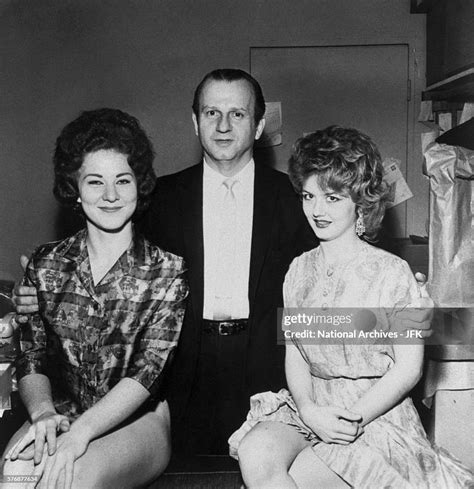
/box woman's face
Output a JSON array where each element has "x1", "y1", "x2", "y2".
[
  {"x1": 301, "y1": 174, "x2": 357, "y2": 243},
  {"x1": 77, "y1": 149, "x2": 137, "y2": 233}
]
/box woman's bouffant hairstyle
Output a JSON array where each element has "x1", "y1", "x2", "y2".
[
  {"x1": 53, "y1": 108, "x2": 156, "y2": 217},
  {"x1": 289, "y1": 125, "x2": 388, "y2": 241}
]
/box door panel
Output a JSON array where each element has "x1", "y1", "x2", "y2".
[{"x1": 251, "y1": 45, "x2": 409, "y2": 236}]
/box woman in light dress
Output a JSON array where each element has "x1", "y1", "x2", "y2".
[{"x1": 230, "y1": 126, "x2": 473, "y2": 488}]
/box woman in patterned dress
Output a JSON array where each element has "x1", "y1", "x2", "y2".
[
  {"x1": 2, "y1": 108, "x2": 188, "y2": 488},
  {"x1": 230, "y1": 126, "x2": 473, "y2": 488}
]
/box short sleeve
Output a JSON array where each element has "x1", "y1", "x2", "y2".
[
  {"x1": 379, "y1": 257, "x2": 422, "y2": 333},
  {"x1": 127, "y1": 257, "x2": 188, "y2": 397},
  {"x1": 379, "y1": 258, "x2": 420, "y2": 309}
]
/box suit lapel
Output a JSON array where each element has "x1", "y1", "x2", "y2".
[
  {"x1": 178, "y1": 163, "x2": 204, "y2": 325},
  {"x1": 248, "y1": 164, "x2": 278, "y2": 314},
  {"x1": 177, "y1": 162, "x2": 278, "y2": 322}
]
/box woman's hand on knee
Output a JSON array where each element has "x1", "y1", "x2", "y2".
[
  {"x1": 38, "y1": 429, "x2": 89, "y2": 489},
  {"x1": 299, "y1": 404, "x2": 363, "y2": 444},
  {"x1": 6, "y1": 412, "x2": 70, "y2": 465}
]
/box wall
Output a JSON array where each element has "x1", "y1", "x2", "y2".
[
  {"x1": 427, "y1": 0, "x2": 474, "y2": 84},
  {"x1": 0, "y1": 0, "x2": 427, "y2": 280}
]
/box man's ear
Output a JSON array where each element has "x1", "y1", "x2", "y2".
[
  {"x1": 192, "y1": 112, "x2": 199, "y2": 137},
  {"x1": 254, "y1": 117, "x2": 265, "y2": 141}
]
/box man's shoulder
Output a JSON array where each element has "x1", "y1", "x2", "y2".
[
  {"x1": 256, "y1": 163, "x2": 294, "y2": 187},
  {"x1": 156, "y1": 163, "x2": 202, "y2": 186},
  {"x1": 255, "y1": 164, "x2": 299, "y2": 205},
  {"x1": 148, "y1": 164, "x2": 202, "y2": 211},
  {"x1": 140, "y1": 237, "x2": 187, "y2": 276},
  {"x1": 28, "y1": 230, "x2": 85, "y2": 268},
  {"x1": 256, "y1": 162, "x2": 287, "y2": 180},
  {"x1": 156, "y1": 162, "x2": 289, "y2": 186}
]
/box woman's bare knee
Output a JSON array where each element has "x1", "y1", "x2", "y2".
[
  {"x1": 69, "y1": 410, "x2": 171, "y2": 489},
  {"x1": 239, "y1": 428, "x2": 278, "y2": 483},
  {"x1": 289, "y1": 447, "x2": 350, "y2": 489},
  {"x1": 239, "y1": 425, "x2": 280, "y2": 460},
  {"x1": 2, "y1": 459, "x2": 37, "y2": 489},
  {"x1": 238, "y1": 422, "x2": 304, "y2": 488},
  {"x1": 3, "y1": 458, "x2": 34, "y2": 476}
]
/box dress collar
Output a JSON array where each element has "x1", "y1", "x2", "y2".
[{"x1": 61, "y1": 226, "x2": 149, "y2": 273}]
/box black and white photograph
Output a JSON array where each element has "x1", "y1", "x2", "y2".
[{"x1": 0, "y1": 1, "x2": 473, "y2": 487}]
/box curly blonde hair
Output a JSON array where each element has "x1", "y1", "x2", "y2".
[{"x1": 289, "y1": 125, "x2": 388, "y2": 241}]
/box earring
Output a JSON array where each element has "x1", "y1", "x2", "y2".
[
  {"x1": 355, "y1": 215, "x2": 365, "y2": 236},
  {"x1": 77, "y1": 197, "x2": 81, "y2": 203}
]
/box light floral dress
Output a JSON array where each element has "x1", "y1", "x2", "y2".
[{"x1": 229, "y1": 243, "x2": 473, "y2": 488}]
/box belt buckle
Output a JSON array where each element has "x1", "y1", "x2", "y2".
[{"x1": 218, "y1": 321, "x2": 234, "y2": 336}]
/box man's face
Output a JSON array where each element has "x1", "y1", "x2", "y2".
[{"x1": 192, "y1": 79, "x2": 265, "y2": 171}]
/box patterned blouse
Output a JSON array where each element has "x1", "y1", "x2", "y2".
[{"x1": 16, "y1": 229, "x2": 188, "y2": 419}]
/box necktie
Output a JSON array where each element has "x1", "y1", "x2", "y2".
[{"x1": 213, "y1": 178, "x2": 237, "y2": 319}]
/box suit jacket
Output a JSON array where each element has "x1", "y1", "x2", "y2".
[{"x1": 139, "y1": 161, "x2": 316, "y2": 426}]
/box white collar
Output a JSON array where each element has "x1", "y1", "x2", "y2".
[{"x1": 203, "y1": 158, "x2": 255, "y2": 187}]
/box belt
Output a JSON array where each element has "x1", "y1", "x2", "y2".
[{"x1": 202, "y1": 319, "x2": 248, "y2": 336}]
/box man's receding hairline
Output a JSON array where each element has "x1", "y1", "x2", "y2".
[{"x1": 197, "y1": 78, "x2": 256, "y2": 114}]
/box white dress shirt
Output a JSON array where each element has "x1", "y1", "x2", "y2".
[{"x1": 202, "y1": 159, "x2": 254, "y2": 320}]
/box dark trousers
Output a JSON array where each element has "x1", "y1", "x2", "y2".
[{"x1": 176, "y1": 328, "x2": 250, "y2": 455}]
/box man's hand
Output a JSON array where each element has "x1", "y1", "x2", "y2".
[
  {"x1": 6, "y1": 412, "x2": 70, "y2": 465},
  {"x1": 12, "y1": 254, "x2": 39, "y2": 319},
  {"x1": 394, "y1": 272, "x2": 434, "y2": 338}
]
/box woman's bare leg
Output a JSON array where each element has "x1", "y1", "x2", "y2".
[
  {"x1": 3, "y1": 401, "x2": 171, "y2": 489},
  {"x1": 2, "y1": 422, "x2": 40, "y2": 489},
  {"x1": 237, "y1": 421, "x2": 310, "y2": 489},
  {"x1": 289, "y1": 446, "x2": 350, "y2": 489},
  {"x1": 69, "y1": 401, "x2": 171, "y2": 489}
]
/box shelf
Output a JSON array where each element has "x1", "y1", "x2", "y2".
[{"x1": 423, "y1": 68, "x2": 474, "y2": 102}]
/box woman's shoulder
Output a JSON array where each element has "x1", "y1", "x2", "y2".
[
  {"x1": 290, "y1": 246, "x2": 320, "y2": 269},
  {"x1": 285, "y1": 247, "x2": 320, "y2": 285},
  {"x1": 360, "y1": 243, "x2": 413, "y2": 276},
  {"x1": 359, "y1": 243, "x2": 419, "y2": 304},
  {"x1": 141, "y1": 237, "x2": 187, "y2": 275},
  {"x1": 139, "y1": 239, "x2": 188, "y2": 301},
  {"x1": 30, "y1": 230, "x2": 86, "y2": 263},
  {"x1": 289, "y1": 243, "x2": 413, "y2": 276}
]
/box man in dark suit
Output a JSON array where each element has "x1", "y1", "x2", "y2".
[{"x1": 140, "y1": 69, "x2": 315, "y2": 455}]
